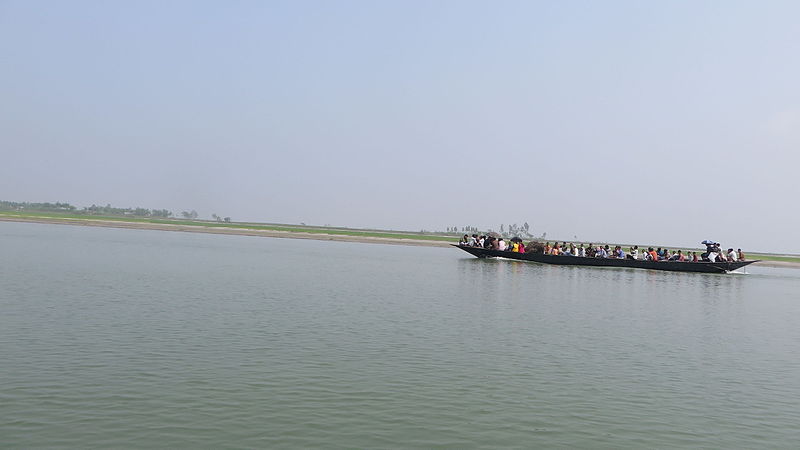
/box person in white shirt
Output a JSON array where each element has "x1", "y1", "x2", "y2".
[
  {"x1": 578, "y1": 244, "x2": 586, "y2": 257},
  {"x1": 727, "y1": 248, "x2": 737, "y2": 261},
  {"x1": 498, "y1": 239, "x2": 507, "y2": 251}
]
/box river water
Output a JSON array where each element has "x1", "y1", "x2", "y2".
[{"x1": 2, "y1": 221, "x2": 799, "y2": 448}]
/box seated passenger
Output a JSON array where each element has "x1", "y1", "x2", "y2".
[
  {"x1": 578, "y1": 243, "x2": 586, "y2": 257},
  {"x1": 497, "y1": 238, "x2": 507, "y2": 251},
  {"x1": 544, "y1": 242, "x2": 552, "y2": 254},
  {"x1": 648, "y1": 247, "x2": 658, "y2": 261},
  {"x1": 511, "y1": 241, "x2": 519, "y2": 252},
  {"x1": 737, "y1": 249, "x2": 745, "y2": 261},
  {"x1": 519, "y1": 242, "x2": 526, "y2": 253},
  {"x1": 727, "y1": 248, "x2": 737, "y2": 261},
  {"x1": 460, "y1": 234, "x2": 469, "y2": 246}
]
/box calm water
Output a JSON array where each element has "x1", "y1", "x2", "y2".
[{"x1": 2, "y1": 222, "x2": 799, "y2": 448}]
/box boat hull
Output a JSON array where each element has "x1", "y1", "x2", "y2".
[{"x1": 453, "y1": 245, "x2": 757, "y2": 274}]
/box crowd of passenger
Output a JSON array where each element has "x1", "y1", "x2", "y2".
[
  {"x1": 460, "y1": 234, "x2": 526, "y2": 253},
  {"x1": 459, "y1": 234, "x2": 745, "y2": 262}
]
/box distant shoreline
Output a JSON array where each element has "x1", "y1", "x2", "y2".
[
  {"x1": 1, "y1": 215, "x2": 796, "y2": 269},
  {"x1": 0, "y1": 215, "x2": 454, "y2": 247}
]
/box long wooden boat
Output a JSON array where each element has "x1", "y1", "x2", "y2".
[{"x1": 453, "y1": 245, "x2": 757, "y2": 274}]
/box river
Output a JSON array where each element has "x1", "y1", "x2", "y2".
[{"x1": 2, "y1": 221, "x2": 799, "y2": 448}]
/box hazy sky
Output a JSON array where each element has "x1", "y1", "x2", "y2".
[{"x1": 2, "y1": 1, "x2": 799, "y2": 253}]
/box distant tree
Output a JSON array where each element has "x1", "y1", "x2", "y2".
[
  {"x1": 223, "y1": 217, "x2": 231, "y2": 223},
  {"x1": 500, "y1": 224, "x2": 504, "y2": 233},
  {"x1": 151, "y1": 209, "x2": 172, "y2": 218},
  {"x1": 181, "y1": 211, "x2": 191, "y2": 219}
]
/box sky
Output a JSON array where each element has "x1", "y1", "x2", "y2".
[{"x1": 1, "y1": 0, "x2": 799, "y2": 253}]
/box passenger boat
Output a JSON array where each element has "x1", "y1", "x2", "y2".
[{"x1": 453, "y1": 245, "x2": 757, "y2": 274}]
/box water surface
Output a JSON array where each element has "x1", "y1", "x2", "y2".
[{"x1": 1, "y1": 222, "x2": 799, "y2": 448}]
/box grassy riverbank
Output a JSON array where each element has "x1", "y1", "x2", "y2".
[{"x1": 2, "y1": 210, "x2": 798, "y2": 265}]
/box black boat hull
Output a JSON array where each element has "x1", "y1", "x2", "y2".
[{"x1": 453, "y1": 245, "x2": 757, "y2": 274}]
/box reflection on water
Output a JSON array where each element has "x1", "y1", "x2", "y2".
[{"x1": 2, "y1": 222, "x2": 800, "y2": 448}]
